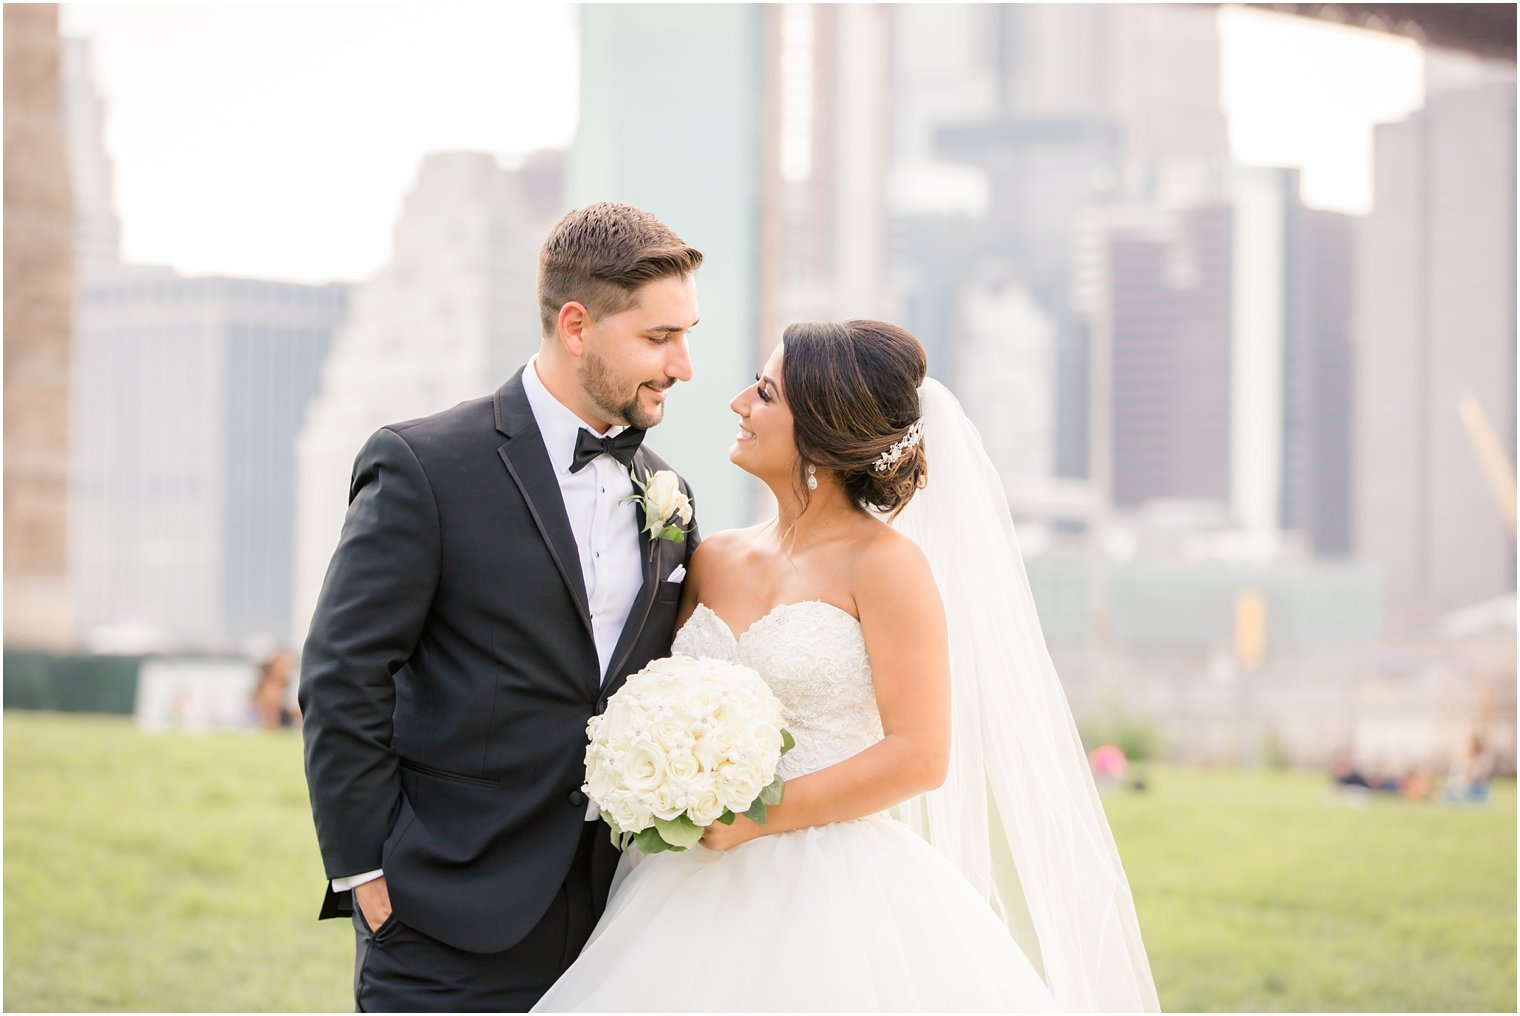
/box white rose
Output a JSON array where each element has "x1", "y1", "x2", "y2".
[
  {"x1": 719, "y1": 763, "x2": 765, "y2": 812},
  {"x1": 650, "y1": 785, "x2": 686, "y2": 822},
  {"x1": 622, "y1": 740, "x2": 668, "y2": 793},
  {"x1": 666, "y1": 750, "x2": 701, "y2": 784},
  {"x1": 692, "y1": 734, "x2": 723, "y2": 772},
  {"x1": 643, "y1": 470, "x2": 692, "y2": 527},
  {"x1": 607, "y1": 792, "x2": 652, "y2": 833},
  {"x1": 652, "y1": 716, "x2": 695, "y2": 752},
  {"x1": 702, "y1": 725, "x2": 739, "y2": 762},
  {"x1": 688, "y1": 789, "x2": 726, "y2": 827},
  {"x1": 585, "y1": 761, "x2": 618, "y2": 805}
]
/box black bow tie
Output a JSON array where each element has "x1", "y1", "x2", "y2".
[{"x1": 570, "y1": 426, "x2": 646, "y2": 473}]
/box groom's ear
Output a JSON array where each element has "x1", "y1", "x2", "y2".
[{"x1": 557, "y1": 301, "x2": 593, "y2": 358}]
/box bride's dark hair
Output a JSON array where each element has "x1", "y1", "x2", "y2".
[{"x1": 781, "y1": 320, "x2": 928, "y2": 519}]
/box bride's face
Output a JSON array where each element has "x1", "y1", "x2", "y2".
[{"x1": 729, "y1": 344, "x2": 798, "y2": 480}]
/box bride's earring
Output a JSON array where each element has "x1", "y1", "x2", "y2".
[{"x1": 806, "y1": 463, "x2": 818, "y2": 491}]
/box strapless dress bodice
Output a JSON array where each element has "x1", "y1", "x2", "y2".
[{"x1": 672, "y1": 601, "x2": 885, "y2": 780}]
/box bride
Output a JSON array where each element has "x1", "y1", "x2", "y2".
[{"x1": 534, "y1": 320, "x2": 1159, "y2": 1012}]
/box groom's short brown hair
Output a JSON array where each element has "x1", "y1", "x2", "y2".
[{"x1": 537, "y1": 202, "x2": 704, "y2": 337}]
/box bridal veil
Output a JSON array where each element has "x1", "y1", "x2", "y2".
[{"x1": 888, "y1": 378, "x2": 1160, "y2": 1012}]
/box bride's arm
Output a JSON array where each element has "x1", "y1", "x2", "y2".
[
  {"x1": 701, "y1": 534, "x2": 951, "y2": 849},
  {"x1": 674, "y1": 533, "x2": 728, "y2": 633}
]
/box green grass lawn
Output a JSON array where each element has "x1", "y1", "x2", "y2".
[
  {"x1": 4, "y1": 711, "x2": 1515, "y2": 1012},
  {"x1": 1103, "y1": 767, "x2": 1515, "y2": 1011}
]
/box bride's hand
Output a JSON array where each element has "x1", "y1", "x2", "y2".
[{"x1": 700, "y1": 813, "x2": 763, "y2": 851}]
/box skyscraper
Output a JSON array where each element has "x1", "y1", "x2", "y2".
[
  {"x1": 889, "y1": 4, "x2": 1230, "y2": 484},
  {"x1": 73, "y1": 274, "x2": 347, "y2": 650},
  {"x1": 1078, "y1": 202, "x2": 1235, "y2": 510},
  {"x1": 291, "y1": 151, "x2": 562, "y2": 643},
  {"x1": 1230, "y1": 166, "x2": 1355, "y2": 556},
  {"x1": 1354, "y1": 78, "x2": 1518, "y2": 624},
  {"x1": 63, "y1": 18, "x2": 350, "y2": 651},
  {"x1": 767, "y1": 4, "x2": 897, "y2": 330},
  {"x1": 569, "y1": 5, "x2": 763, "y2": 530},
  {"x1": 6, "y1": 5, "x2": 76, "y2": 649},
  {"x1": 1283, "y1": 205, "x2": 1355, "y2": 557},
  {"x1": 60, "y1": 39, "x2": 119, "y2": 277}
]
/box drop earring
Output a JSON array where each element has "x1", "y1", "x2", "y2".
[{"x1": 806, "y1": 463, "x2": 818, "y2": 491}]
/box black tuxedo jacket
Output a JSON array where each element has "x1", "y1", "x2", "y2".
[{"x1": 299, "y1": 367, "x2": 699, "y2": 954}]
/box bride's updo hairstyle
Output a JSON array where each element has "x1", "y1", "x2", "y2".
[{"x1": 781, "y1": 320, "x2": 928, "y2": 519}]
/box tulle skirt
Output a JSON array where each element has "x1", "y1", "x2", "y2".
[{"x1": 532, "y1": 814, "x2": 1061, "y2": 1012}]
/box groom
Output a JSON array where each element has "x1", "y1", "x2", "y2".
[{"x1": 299, "y1": 202, "x2": 703, "y2": 1011}]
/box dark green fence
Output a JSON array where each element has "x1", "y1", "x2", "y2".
[{"x1": 3, "y1": 651, "x2": 143, "y2": 715}]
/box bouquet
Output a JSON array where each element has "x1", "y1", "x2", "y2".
[{"x1": 583, "y1": 654, "x2": 794, "y2": 853}]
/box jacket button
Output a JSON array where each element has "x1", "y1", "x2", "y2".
[{"x1": 568, "y1": 790, "x2": 587, "y2": 807}]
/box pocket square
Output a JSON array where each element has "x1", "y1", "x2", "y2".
[{"x1": 665, "y1": 564, "x2": 687, "y2": 583}]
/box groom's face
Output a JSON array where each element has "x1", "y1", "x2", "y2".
[{"x1": 577, "y1": 273, "x2": 699, "y2": 430}]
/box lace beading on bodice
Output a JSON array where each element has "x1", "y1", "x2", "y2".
[{"x1": 672, "y1": 601, "x2": 885, "y2": 780}]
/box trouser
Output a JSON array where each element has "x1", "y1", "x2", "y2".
[{"x1": 353, "y1": 821, "x2": 603, "y2": 1013}]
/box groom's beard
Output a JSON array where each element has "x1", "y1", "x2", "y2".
[{"x1": 582, "y1": 350, "x2": 670, "y2": 430}]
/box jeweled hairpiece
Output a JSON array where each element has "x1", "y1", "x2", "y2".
[{"x1": 872, "y1": 419, "x2": 924, "y2": 473}]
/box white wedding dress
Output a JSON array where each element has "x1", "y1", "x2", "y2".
[{"x1": 532, "y1": 599, "x2": 1062, "y2": 1013}]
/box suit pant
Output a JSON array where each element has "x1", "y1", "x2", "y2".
[{"x1": 353, "y1": 822, "x2": 605, "y2": 1013}]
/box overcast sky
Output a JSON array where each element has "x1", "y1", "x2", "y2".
[{"x1": 60, "y1": 3, "x2": 1424, "y2": 285}]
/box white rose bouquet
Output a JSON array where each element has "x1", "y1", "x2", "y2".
[{"x1": 584, "y1": 654, "x2": 794, "y2": 853}]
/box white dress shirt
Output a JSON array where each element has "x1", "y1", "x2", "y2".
[
  {"x1": 333, "y1": 359, "x2": 645, "y2": 891},
  {"x1": 520, "y1": 356, "x2": 645, "y2": 680}
]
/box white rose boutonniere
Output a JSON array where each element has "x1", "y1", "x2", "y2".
[{"x1": 625, "y1": 467, "x2": 693, "y2": 544}]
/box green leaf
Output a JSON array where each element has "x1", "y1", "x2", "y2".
[
  {"x1": 780, "y1": 728, "x2": 796, "y2": 754},
  {"x1": 632, "y1": 826, "x2": 673, "y2": 854},
  {"x1": 744, "y1": 799, "x2": 768, "y2": 825},
  {"x1": 653, "y1": 814, "x2": 705, "y2": 849},
  {"x1": 717, "y1": 810, "x2": 737, "y2": 826},
  {"x1": 658, "y1": 525, "x2": 685, "y2": 543},
  {"x1": 760, "y1": 775, "x2": 785, "y2": 807}
]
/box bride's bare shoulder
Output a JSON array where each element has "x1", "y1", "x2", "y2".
[
  {"x1": 849, "y1": 521, "x2": 936, "y2": 601},
  {"x1": 690, "y1": 524, "x2": 767, "y2": 577}
]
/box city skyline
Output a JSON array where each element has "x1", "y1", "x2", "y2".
[{"x1": 61, "y1": 2, "x2": 1424, "y2": 284}]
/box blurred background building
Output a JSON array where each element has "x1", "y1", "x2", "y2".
[
  {"x1": 5, "y1": 5, "x2": 76, "y2": 650},
  {"x1": 62, "y1": 39, "x2": 350, "y2": 654},
  {"x1": 8, "y1": 3, "x2": 1515, "y2": 772},
  {"x1": 289, "y1": 150, "x2": 561, "y2": 643}
]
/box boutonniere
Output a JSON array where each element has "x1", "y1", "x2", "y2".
[{"x1": 625, "y1": 467, "x2": 693, "y2": 544}]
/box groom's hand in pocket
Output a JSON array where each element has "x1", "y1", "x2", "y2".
[{"x1": 355, "y1": 876, "x2": 392, "y2": 933}]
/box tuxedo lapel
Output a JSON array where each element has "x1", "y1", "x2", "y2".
[
  {"x1": 494, "y1": 370, "x2": 594, "y2": 640},
  {"x1": 603, "y1": 448, "x2": 668, "y2": 687}
]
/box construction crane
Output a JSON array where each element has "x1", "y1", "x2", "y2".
[{"x1": 1458, "y1": 394, "x2": 1517, "y2": 541}]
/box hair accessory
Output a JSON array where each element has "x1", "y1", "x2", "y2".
[
  {"x1": 872, "y1": 420, "x2": 924, "y2": 473},
  {"x1": 806, "y1": 463, "x2": 818, "y2": 491}
]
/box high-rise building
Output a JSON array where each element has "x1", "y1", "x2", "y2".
[
  {"x1": 60, "y1": 19, "x2": 351, "y2": 653},
  {"x1": 954, "y1": 278, "x2": 1059, "y2": 484},
  {"x1": 291, "y1": 151, "x2": 562, "y2": 643},
  {"x1": 1077, "y1": 202, "x2": 1235, "y2": 510},
  {"x1": 768, "y1": 5, "x2": 897, "y2": 331},
  {"x1": 1283, "y1": 205, "x2": 1355, "y2": 557},
  {"x1": 73, "y1": 274, "x2": 348, "y2": 651},
  {"x1": 569, "y1": 5, "x2": 764, "y2": 530},
  {"x1": 889, "y1": 4, "x2": 1229, "y2": 485},
  {"x1": 1354, "y1": 78, "x2": 1517, "y2": 625},
  {"x1": 60, "y1": 38, "x2": 120, "y2": 277},
  {"x1": 5, "y1": 5, "x2": 76, "y2": 649},
  {"x1": 1230, "y1": 166, "x2": 1355, "y2": 556}
]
